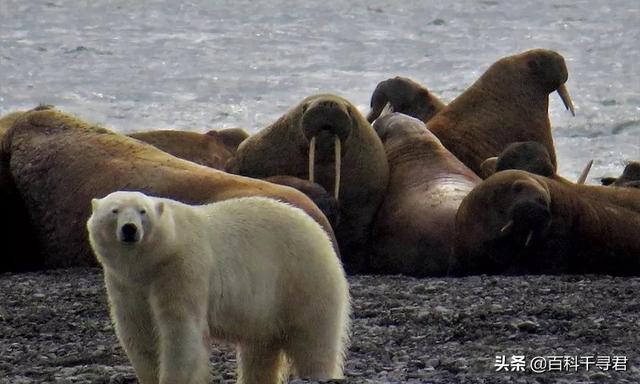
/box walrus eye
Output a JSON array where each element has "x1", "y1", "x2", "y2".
[{"x1": 112, "y1": 209, "x2": 119, "y2": 214}]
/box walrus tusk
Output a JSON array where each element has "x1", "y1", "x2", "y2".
[
  {"x1": 557, "y1": 84, "x2": 575, "y2": 117},
  {"x1": 308, "y1": 136, "x2": 316, "y2": 183},
  {"x1": 525, "y1": 231, "x2": 534, "y2": 247},
  {"x1": 334, "y1": 135, "x2": 341, "y2": 200},
  {"x1": 500, "y1": 220, "x2": 514, "y2": 233},
  {"x1": 576, "y1": 159, "x2": 593, "y2": 184},
  {"x1": 380, "y1": 102, "x2": 394, "y2": 118}
]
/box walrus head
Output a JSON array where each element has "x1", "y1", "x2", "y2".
[
  {"x1": 372, "y1": 111, "x2": 428, "y2": 143},
  {"x1": 495, "y1": 141, "x2": 555, "y2": 177},
  {"x1": 602, "y1": 161, "x2": 640, "y2": 188},
  {"x1": 520, "y1": 49, "x2": 575, "y2": 116},
  {"x1": 210, "y1": 127, "x2": 250, "y2": 151},
  {"x1": 454, "y1": 171, "x2": 553, "y2": 274},
  {"x1": 301, "y1": 95, "x2": 353, "y2": 200},
  {"x1": 367, "y1": 76, "x2": 445, "y2": 123},
  {"x1": 497, "y1": 177, "x2": 552, "y2": 247}
]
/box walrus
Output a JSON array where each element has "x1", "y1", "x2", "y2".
[
  {"x1": 601, "y1": 161, "x2": 640, "y2": 189},
  {"x1": 480, "y1": 141, "x2": 592, "y2": 184},
  {"x1": 265, "y1": 175, "x2": 340, "y2": 228},
  {"x1": 0, "y1": 110, "x2": 25, "y2": 187},
  {"x1": 128, "y1": 127, "x2": 249, "y2": 170},
  {"x1": 0, "y1": 106, "x2": 337, "y2": 271},
  {"x1": 427, "y1": 49, "x2": 575, "y2": 175},
  {"x1": 366, "y1": 76, "x2": 446, "y2": 124},
  {"x1": 0, "y1": 111, "x2": 25, "y2": 136},
  {"x1": 479, "y1": 157, "x2": 498, "y2": 179},
  {"x1": 226, "y1": 94, "x2": 390, "y2": 273},
  {"x1": 479, "y1": 142, "x2": 636, "y2": 211},
  {"x1": 451, "y1": 170, "x2": 640, "y2": 275},
  {"x1": 370, "y1": 113, "x2": 480, "y2": 276}
]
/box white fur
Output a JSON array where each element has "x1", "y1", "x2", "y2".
[{"x1": 87, "y1": 191, "x2": 350, "y2": 384}]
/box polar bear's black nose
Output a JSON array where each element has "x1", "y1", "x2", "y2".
[{"x1": 121, "y1": 223, "x2": 138, "y2": 243}]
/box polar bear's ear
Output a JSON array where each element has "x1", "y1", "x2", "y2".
[
  {"x1": 91, "y1": 198, "x2": 100, "y2": 211},
  {"x1": 156, "y1": 201, "x2": 165, "y2": 216}
]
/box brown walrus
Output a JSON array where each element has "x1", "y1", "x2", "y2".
[
  {"x1": 0, "y1": 111, "x2": 25, "y2": 188},
  {"x1": 451, "y1": 170, "x2": 640, "y2": 275},
  {"x1": 366, "y1": 76, "x2": 445, "y2": 124},
  {"x1": 601, "y1": 161, "x2": 640, "y2": 189},
  {"x1": 427, "y1": 49, "x2": 575, "y2": 175},
  {"x1": 0, "y1": 106, "x2": 336, "y2": 271},
  {"x1": 371, "y1": 113, "x2": 480, "y2": 276},
  {"x1": 0, "y1": 111, "x2": 25, "y2": 136},
  {"x1": 226, "y1": 94, "x2": 390, "y2": 273},
  {"x1": 128, "y1": 127, "x2": 249, "y2": 170},
  {"x1": 480, "y1": 141, "x2": 592, "y2": 184}
]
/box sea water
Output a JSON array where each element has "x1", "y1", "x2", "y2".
[{"x1": 1, "y1": 0, "x2": 638, "y2": 181}]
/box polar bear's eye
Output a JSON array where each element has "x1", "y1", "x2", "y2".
[
  {"x1": 112, "y1": 209, "x2": 119, "y2": 214},
  {"x1": 139, "y1": 209, "x2": 147, "y2": 215}
]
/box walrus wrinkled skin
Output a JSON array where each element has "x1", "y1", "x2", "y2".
[
  {"x1": 227, "y1": 94, "x2": 389, "y2": 273},
  {"x1": 265, "y1": 175, "x2": 340, "y2": 228},
  {"x1": 601, "y1": 161, "x2": 640, "y2": 189},
  {"x1": 427, "y1": 49, "x2": 575, "y2": 175},
  {"x1": 367, "y1": 76, "x2": 445, "y2": 124},
  {"x1": 0, "y1": 106, "x2": 337, "y2": 271},
  {"x1": 371, "y1": 113, "x2": 480, "y2": 276},
  {"x1": 128, "y1": 127, "x2": 249, "y2": 170},
  {"x1": 452, "y1": 170, "x2": 640, "y2": 275}
]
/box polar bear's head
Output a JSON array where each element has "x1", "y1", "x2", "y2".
[{"x1": 87, "y1": 191, "x2": 169, "y2": 266}]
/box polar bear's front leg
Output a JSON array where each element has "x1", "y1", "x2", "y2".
[
  {"x1": 237, "y1": 343, "x2": 286, "y2": 384},
  {"x1": 150, "y1": 276, "x2": 210, "y2": 384},
  {"x1": 105, "y1": 276, "x2": 159, "y2": 384}
]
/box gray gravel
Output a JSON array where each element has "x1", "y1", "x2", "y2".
[{"x1": 1, "y1": 269, "x2": 639, "y2": 383}]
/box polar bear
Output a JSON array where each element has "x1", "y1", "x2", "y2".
[{"x1": 87, "y1": 191, "x2": 350, "y2": 384}]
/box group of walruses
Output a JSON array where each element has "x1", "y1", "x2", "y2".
[{"x1": 1, "y1": 48, "x2": 638, "y2": 276}]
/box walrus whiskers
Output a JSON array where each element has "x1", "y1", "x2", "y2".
[
  {"x1": 500, "y1": 220, "x2": 514, "y2": 233},
  {"x1": 308, "y1": 136, "x2": 316, "y2": 183},
  {"x1": 334, "y1": 135, "x2": 341, "y2": 200},
  {"x1": 557, "y1": 84, "x2": 575, "y2": 117},
  {"x1": 525, "y1": 231, "x2": 534, "y2": 247},
  {"x1": 576, "y1": 159, "x2": 593, "y2": 184}
]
